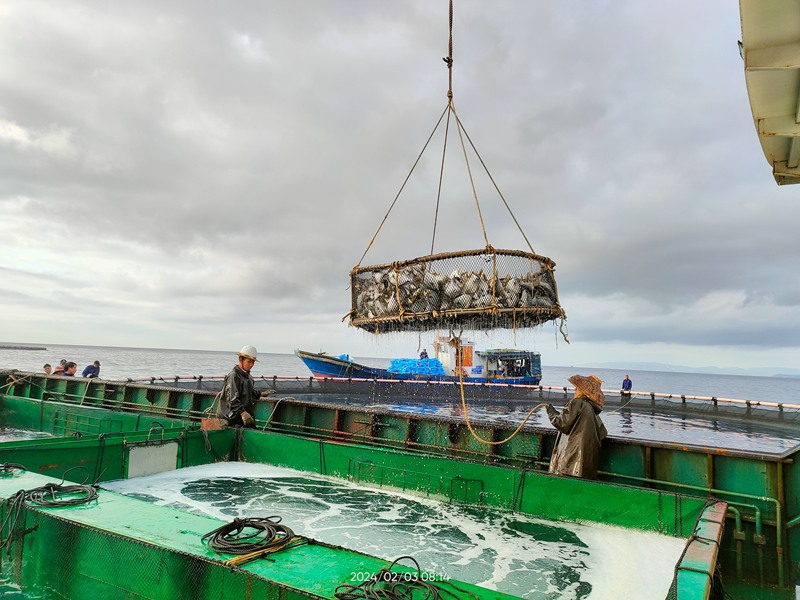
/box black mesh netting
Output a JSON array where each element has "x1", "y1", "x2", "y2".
[{"x1": 349, "y1": 248, "x2": 566, "y2": 334}]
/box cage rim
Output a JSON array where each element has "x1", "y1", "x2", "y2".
[{"x1": 351, "y1": 247, "x2": 556, "y2": 276}]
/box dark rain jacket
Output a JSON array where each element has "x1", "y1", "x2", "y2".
[
  {"x1": 219, "y1": 365, "x2": 257, "y2": 424},
  {"x1": 546, "y1": 396, "x2": 607, "y2": 479}
]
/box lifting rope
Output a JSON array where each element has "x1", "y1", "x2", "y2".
[
  {"x1": 355, "y1": 0, "x2": 537, "y2": 270},
  {"x1": 355, "y1": 105, "x2": 449, "y2": 269},
  {"x1": 348, "y1": 0, "x2": 567, "y2": 340},
  {"x1": 452, "y1": 337, "x2": 549, "y2": 445}
]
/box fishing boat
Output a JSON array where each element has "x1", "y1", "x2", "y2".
[
  {"x1": 295, "y1": 337, "x2": 542, "y2": 385},
  {"x1": 0, "y1": 369, "x2": 797, "y2": 599}
]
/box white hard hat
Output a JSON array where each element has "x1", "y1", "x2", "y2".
[{"x1": 238, "y1": 345, "x2": 258, "y2": 361}]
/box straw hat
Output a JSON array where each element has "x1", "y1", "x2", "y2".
[{"x1": 568, "y1": 374, "x2": 605, "y2": 409}]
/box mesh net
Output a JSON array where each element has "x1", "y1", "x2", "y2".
[
  {"x1": 349, "y1": 248, "x2": 566, "y2": 333},
  {"x1": 0, "y1": 503, "x2": 280, "y2": 599}
]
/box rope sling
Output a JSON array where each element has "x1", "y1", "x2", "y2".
[{"x1": 346, "y1": 0, "x2": 567, "y2": 341}]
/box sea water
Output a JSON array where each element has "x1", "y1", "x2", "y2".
[
  {"x1": 103, "y1": 462, "x2": 686, "y2": 600},
  {"x1": 379, "y1": 400, "x2": 800, "y2": 456},
  {"x1": 0, "y1": 428, "x2": 52, "y2": 443},
  {"x1": 1, "y1": 342, "x2": 799, "y2": 404}
]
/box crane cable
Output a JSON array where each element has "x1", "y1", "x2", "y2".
[
  {"x1": 355, "y1": 105, "x2": 449, "y2": 270},
  {"x1": 355, "y1": 0, "x2": 538, "y2": 269}
]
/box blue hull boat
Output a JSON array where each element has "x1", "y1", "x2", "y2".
[
  {"x1": 294, "y1": 350, "x2": 388, "y2": 380},
  {"x1": 295, "y1": 338, "x2": 542, "y2": 385}
]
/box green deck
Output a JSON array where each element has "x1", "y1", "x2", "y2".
[
  {"x1": 0, "y1": 370, "x2": 796, "y2": 599},
  {"x1": 0, "y1": 470, "x2": 515, "y2": 599}
]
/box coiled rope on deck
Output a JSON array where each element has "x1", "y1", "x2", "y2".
[
  {"x1": 0, "y1": 463, "x2": 27, "y2": 478},
  {"x1": 202, "y1": 516, "x2": 305, "y2": 566},
  {"x1": 0, "y1": 373, "x2": 32, "y2": 394},
  {"x1": 334, "y1": 555, "x2": 477, "y2": 600},
  {"x1": 25, "y1": 466, "x2": 100, "y2": 508},
  {"x1": 0, "y1": 466, "x2": 100, "y2": 556},
  {"x1": 25, "y1": 481, "x2": 99, "y2": 508}
]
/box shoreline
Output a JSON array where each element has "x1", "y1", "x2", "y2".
[{"x1": 0, "y1": 344, "x2": 46, "y2": 351}]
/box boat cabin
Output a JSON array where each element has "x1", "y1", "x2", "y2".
[{"x1": 431, "y1": 337, "x2": 541, "y2": 382}]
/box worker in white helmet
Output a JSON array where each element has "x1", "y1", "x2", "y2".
[{"x1": 219, "y1": 345, "x2": 259, "y2": 427}]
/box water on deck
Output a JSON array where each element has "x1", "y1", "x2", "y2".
[
  {"x1": 0, "y1": 428, "x2": 53, "y2": 443},
  {"x1": 282, "y1": 392, "x2": 800, "y2": 459},
  {"x1": 103, "y1": 463, "x2": 686, "y2": 600}
]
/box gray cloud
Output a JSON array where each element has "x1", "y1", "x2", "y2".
[{"x1": 1, "y1": 1, "x2": 797, "y2": 368}]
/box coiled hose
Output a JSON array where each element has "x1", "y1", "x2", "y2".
[{"x1": 202, "y1": 516, "x2": 304, "y2": 566}]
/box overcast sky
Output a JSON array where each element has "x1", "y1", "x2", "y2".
[{"x1": 1, "y1": 1, "x2": 796, "y2": 370}]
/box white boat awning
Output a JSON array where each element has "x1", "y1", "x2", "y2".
[{"x1": 740, "y1": 0, "x2": 800, "y2": 185}]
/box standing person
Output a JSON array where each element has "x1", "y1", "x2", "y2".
[
  {"x1": 419, "y1": 348, "x2": 429, "y2": 360},
  {"x1": 545, "y1": 374, "x2": 607, "y2": 479},
  {"x1": 219, "y1": 345, "x2": 259, "y2": 428},
  {"x1": 82, "y1": 361, "x2": 101, "y2": 378},
  {"x1": 62, "y1": 362, "x2": 78, "y2": 377},
  {"x1": 43, "y1": 364, "x2": 52, "y2": 375},
  {"x1": 621, "y1": 374, "x2": 632, "y2": 397}
]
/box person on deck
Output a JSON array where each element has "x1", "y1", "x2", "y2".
[
  {"x1": 82, "y1": 361, "x2": 101, "y2": 378},
  {"x1": 62, "y1": 362, "x2": 78, "y2": 377},
  {"x1": 621, "y1": 374, "x2": 632, "y2": 397},
  {"x1": 219, "y1": 345, "x2": 259, "y2": 428},
  {"x1": 43, "y1": 364, "x2": 52, "y2": 375},
  {"x1": 419, "y1": 349, "x2": 429, "y2": 359},
  {"x1": 620, "y1": 375, "x2": 633, "y2": 398},
  {"x1": 545, "y1": 374, "x2": 607, "y2": 479}
]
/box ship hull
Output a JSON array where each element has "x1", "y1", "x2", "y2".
[{"x1": 294, "y1": 349, "x2": 542, "y2": 386}]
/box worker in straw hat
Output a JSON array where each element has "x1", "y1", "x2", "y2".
[
  {"x1": 545, "y1": 375, "x2": 608, "y2": 479},
  {"x1": 219, "y1": 345, "x2": 260, "y2": 428}
]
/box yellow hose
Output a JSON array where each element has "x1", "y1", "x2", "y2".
[{"x1": 457, "y1": 364, "x2": 548, "y2": 445}]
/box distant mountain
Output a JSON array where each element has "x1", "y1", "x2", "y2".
[{"x1": 579, "y1": 361, "x2": 800, "y2": 378}]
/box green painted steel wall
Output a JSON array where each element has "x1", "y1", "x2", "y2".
[
  {"x1": 3, "y1": 372, "x2": 798, "y2": 598},
  {"x1": 240, "y1": 431, "x2": 709, "y2": 536},
  {"x1": 2, "y1": 373, "x2": 219, "y2": 422},
  {"x1": 671, "y1": 502, "x2": 727, "y2": 600},
  {"x1": 0, "y1": 471, "x2": 520, "y2": 600},
  {"x1": 0, "y1": 428, "x2": 234, "y2": 482},
  {"x1": 0, "y1": 395, "x2": 236, "y2": 481},
  {"x1": 0, "y1": 393, "x2": 187, "y2": 435}
]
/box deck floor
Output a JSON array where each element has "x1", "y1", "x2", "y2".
[{"x1": 104, "y1": 462, "x2": 687, "y2": 600}]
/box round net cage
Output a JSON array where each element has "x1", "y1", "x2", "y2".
[{"x1": 348, "y1": 247, "x2": 565, "y2": 334}]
